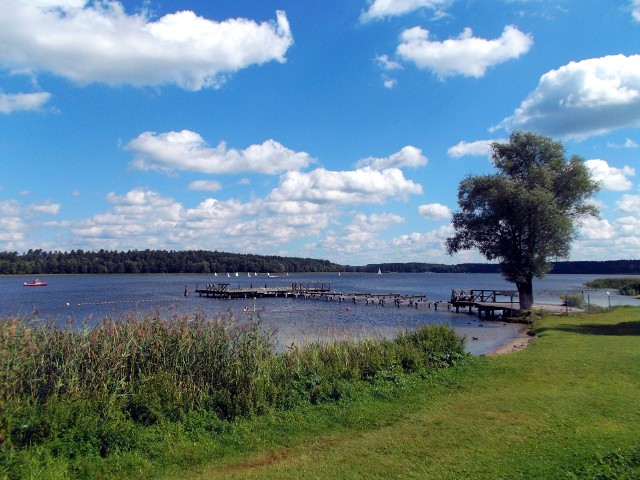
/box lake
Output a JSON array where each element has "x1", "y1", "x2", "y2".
[{"x1": 2, "y1": 273, "x2": 638, "y2": 355}]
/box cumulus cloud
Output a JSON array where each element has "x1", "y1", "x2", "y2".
[
  {"x1": 418, "y1": 203, "x2": 451, "y2": 220},
  {"x1": 0, "y1": 1, "x2": 292, "y2": 90},
  {"x1": 389, "y1": 225, "x2": 455, "y2": 260},
  {"x1": 65, "y1": 187, "x2": 337, "y2": 253},
  {"x1": 495, "y1": 55, "x2": 640, "y2": 139},
  {"x1": 447, "y1": 139, "x2": 502, "y2": 158},
  {"x1": 578, "y1": 217, "x2": 616, "y2": 240},
  {"x1": 0, "y1": 199, "x2": 60, "y2": 249},
  {"x1": 268, "y1": 167, "x2": 423, "y2": 204},
  {"x1": 126, "y1": 130, "x2": 314, "y2": 174},
  {"x1": 360, "y1": 0, "x2": 452, "y2": 22},
  {"x1": 584, "y1": 159, "x2": 635, "y2": 191},
  {"x1": 319, "y1": 212, "x2": 404, "y2": 258},
  {"x1": 72, "y1": 189, "x2": 186, "y2": 247},
  {"x1": 0, "y1": 92, "x2": 51, "y2": 113},
  {"x1": 355, "y1": 146, "x2": 427, "y2": 170},
  {"x1": 396, "y1": 25, "x2": 532, "y2": 78},
  {"x1": 616, "y1": 194, "x2": 640, "y2": 214}
]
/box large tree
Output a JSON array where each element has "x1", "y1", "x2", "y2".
[{"x1": 445, "y1": 131, "x2": 599, "y2": 310}]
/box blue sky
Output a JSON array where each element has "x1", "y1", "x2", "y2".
[{"x1": 1, "y1": 0, "x2": 639, "y2": 265}]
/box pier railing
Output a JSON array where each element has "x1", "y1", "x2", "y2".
[{"x1": 450, "y1": 289, "x2": 517, "y2": 304}]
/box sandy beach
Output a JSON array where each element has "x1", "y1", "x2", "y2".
[{"x1": 485, "y1": 324, "x2": 533, "y2": 355}]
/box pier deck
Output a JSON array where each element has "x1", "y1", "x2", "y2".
[
  {"x1": 194, "y1": 282, "x2": 433, "y2": 307},
  {"x1": 450, "y1": 289, "x2": 519, "y2": 317}
]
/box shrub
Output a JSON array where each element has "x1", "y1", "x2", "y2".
[{"x1": 0, "y1": 311, "x2": 466, "y2": 470}]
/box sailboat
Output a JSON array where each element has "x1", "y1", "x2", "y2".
[{"x1": 377, "y1": 268, "x2": 382, "y2": 275}]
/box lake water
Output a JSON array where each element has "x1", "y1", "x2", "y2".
[{"x1": 2, "y1": 273, "x2": 638, "y2": 355}]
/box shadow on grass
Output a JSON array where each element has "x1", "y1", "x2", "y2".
[{"x1": 537, "y1": 320, "x2": 640, "y2": 336}]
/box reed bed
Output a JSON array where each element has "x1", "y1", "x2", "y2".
[{"x1": 0, "y1": 310, "x2": 466, "y2": 457}]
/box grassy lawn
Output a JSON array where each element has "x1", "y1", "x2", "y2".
[{"x1": 166, "y1": 307, "x2": 640, "y2": 480}]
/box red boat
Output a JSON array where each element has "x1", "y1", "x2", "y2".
[{"x1": 24, "y1": 279, "x2": 48, "y2": 287}]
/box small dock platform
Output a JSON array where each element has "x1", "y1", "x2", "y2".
[{"x1": 450, "y1": 289, "x2": 519, "y2": 318}]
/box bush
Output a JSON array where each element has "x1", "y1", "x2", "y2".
[{"x1": 0, "y1": 311, "x2": 466, "y2": 473}]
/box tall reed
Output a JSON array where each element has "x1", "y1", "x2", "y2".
[{"x1": 1, "y1": 310, "x2": 467, "y2": 450}]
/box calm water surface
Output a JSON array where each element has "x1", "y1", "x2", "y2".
[{"x1": 2, "y1": 273, "x2": 638, "y2": 355}]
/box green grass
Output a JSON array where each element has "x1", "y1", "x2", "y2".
[
  {"x1": 0, "y1": 310, "x2": 466, "y2": 479},
  {"x1": 2, "y1": 308, "x2": 639, "y2": 479},
  {"x1": 166, "y1": 307, "x2": 640, "y2": 480}
]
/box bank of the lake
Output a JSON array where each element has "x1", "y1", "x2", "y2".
[
  {"x1": 3, "y1": 272, "x2": 639, "y2": 356},
  {"x1": 170, "y1": 307, "x2": 640, "y2": 480},
  {"x1": 3, "y1": 307, "x2": 639, "y2": 479}
]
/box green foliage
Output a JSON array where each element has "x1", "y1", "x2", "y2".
[
  {"x1": 564, "y1": 294, "x2": 587, "y2": 308},
  {"x1": 446, "y1": 131, "x2": 599, "y2": 309},
  {"x1": 0, "y1": 311, "x2": 466, "y2": 478},
  {"x1": 570, "y1": 446, "x2": 640, "y2": 479},
  {"x1": 585, "y1": 278, "x2": 640, "y2": 296},
  {"x1": 0, "y1": 248, "x2": 342, "y2": 275}
]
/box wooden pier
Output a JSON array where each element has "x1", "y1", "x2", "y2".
[
  {"x1": 450, "y1": 289, "x2": 519, "y2": 318},
  {"x1": 194, "y1": 282, "x2": 434, "y2": 308},
  {"x1": 194, "y1": 282, "x2": 331, "y2": 299}
]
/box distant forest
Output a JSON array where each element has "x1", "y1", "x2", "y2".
[
  {"x1": 348, "y1": 260, "x2": 640, "y2": 275},
  {"x1": 0, "y1": 249, "x2": 341, "y2": 275},
  {"x1": 1, "y1": 249, "x2": 639, "y2": 276}
]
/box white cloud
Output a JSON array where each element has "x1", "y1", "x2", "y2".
[
  {"x1": 389, "y1": 225, "x2": 455, "y2": 261},
  {"x1": 268, "y1": 167, "x2": 423, "y2": 204},
  {"x1": 495, "y1": 55, "x2": 640, "y2": 139},
  {"x1": 578, "y1": 217, "x2": 616, "y2": 240},
  {"x1": 319, "y1": 212, "x2": 404, "y2": 258},
  {"x1": 616, "y1": 194, "x2": 640, "y2": 214},
  {"x1": 584, "y1": 159, "x2": 635, "y2": 191},
  {"x1": 383, "y1": 78, "x2": 398, "y2": 89},
  {"x1": 632, "y1": 0, "x2": 640, "y2": 21},
  {"x1": 0, "y1": 199, "x2": 60, "y2": 249},
  {"x1": 418, "y1": 203, "x2": 451, "y2": 220},
  {"x1": 355, "y1": 145, "x2": 427, "y2": 170},
  {"x1": 188, "y1": 180, "x2": 222, "y2": 192},
  {"x1": 0, "y1": 2, "x2": 292, "y2": 90},
  {"x1": 360, "y1": 0, "x2": 452, "y2": 22},
  {"x1": 377, "y1": 54, "x2": 403, "y2": 71},
  {"x1": 447, "y1": 139, "x2": 502, "y2": 158},
  {"x1": 66, "y1": 187, "x2": 338, "y2": 253},
  {"x1": 126, "y1": 130, "x2": 314, "y2": 174},
  {"x1": 0, "y1": 92, "x2": 51, "y2": 113},
  {"x1": 574, "y1": 214, "x2": 640, "y2": 260},
  {"x1": 396, "y1": 25, "x2": 532, "y2": 78},
  {"x1": 29, "y1": 201, "x2": 61, "y2": 215},
  {"x1": 607, "y1": 138, "x2": 639, "y2": 148}
]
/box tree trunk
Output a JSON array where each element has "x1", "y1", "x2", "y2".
[{"x1": 516, "y1": 277, "x2": 534, "y2": 310}]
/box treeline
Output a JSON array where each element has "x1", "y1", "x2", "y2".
[
  {"x1": 2, "y1": 250, "x2": 639, "y2": 276},
  {"x1": 347, "y1": 260, "x2": 640, "y2": 275},
  {"x1": 0, "y1": 249, "x2": 341, "y2": 275}
]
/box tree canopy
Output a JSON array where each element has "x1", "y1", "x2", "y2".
[{"x1": 446, "y1": 131, "x2": 599, "y2": 309}]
